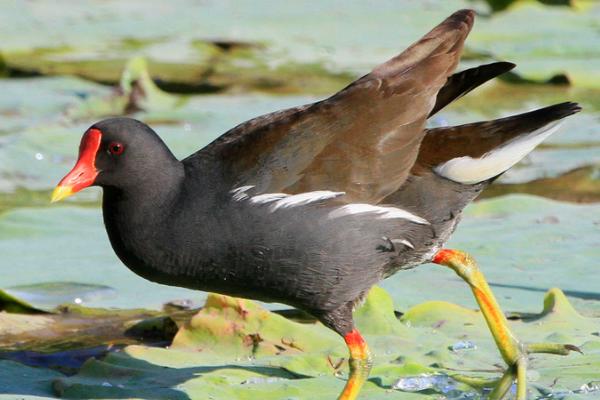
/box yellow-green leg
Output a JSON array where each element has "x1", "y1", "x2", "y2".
[
  {"x1": 337, "y1": 328, "x2": 373, "y2": 400},
  {"x1": 432, "y1": 249, "x2": 579, "y2": 400}
]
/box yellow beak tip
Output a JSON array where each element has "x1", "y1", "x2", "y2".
[{"x1": 51, "y1": 186, "x2": 74, "y2": 203}]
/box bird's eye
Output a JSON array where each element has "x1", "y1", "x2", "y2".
[{"x1": 108, "y1": 142, "x2": 124, "y2": 156}]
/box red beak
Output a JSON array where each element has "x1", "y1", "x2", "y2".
[{"x1": 51, "y1": 128, "x2": 102, "y2": 202}]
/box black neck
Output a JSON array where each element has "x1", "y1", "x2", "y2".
[{"x1": 101, "y1": 160, "x2": 187, "y2": 284}]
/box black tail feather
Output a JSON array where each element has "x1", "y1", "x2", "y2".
[
  {"x1": 430, "y1": 61, "x2": 516, "y2": 117},
  {"x1": 419, "y1": 101, "x2": 582, "y2": 169}
]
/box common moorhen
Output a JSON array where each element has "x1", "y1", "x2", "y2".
[{"x1": 52, "y1": 9, "x2": 581, "y2": 400}]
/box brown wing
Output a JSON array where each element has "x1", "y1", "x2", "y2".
[{"x1": 188, "y1": 10, "x2": 474, "y2": 203}]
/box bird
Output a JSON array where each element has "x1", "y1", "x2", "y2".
[{"x1": 52, "y1": 9, "x2": 581, "y2": 400}]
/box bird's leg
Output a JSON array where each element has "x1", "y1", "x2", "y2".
[
  {"x1": 337, "y1": 328, "x2": 373, "y2": 400},
  {"x1": 432, "y1": 249, "x2": 521, "y2": 369},
  {"x1": 432, "y1": 249, "x2": 579, "y2": 400}
]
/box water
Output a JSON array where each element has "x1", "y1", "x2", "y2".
[
  {"x1": 392, "y1": 373, "x2": 456, "y2": 393},
  {"x1": 392, "y1": 373, "x2": 490, "y2": 400},
  {"x1": 450, "y1": 340, "x2": 477, "y2": 352},
  {"x1": 0, "y1": 2, "x2": 598, "y2": 399}
]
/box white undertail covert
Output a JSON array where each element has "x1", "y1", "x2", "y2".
[{"x1": 434, "y1": 121, "x2": 562, "y2": 184}]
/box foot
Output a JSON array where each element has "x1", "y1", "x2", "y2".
[{"x1": 432, "y1": 249, "x2": 580, "y2": 400}]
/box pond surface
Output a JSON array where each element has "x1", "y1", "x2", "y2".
[{"x1": 0, "y1": 1, "x2": 599, "y2": 399}]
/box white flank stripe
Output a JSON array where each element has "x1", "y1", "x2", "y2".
[
  {"x1": 392, "y1": 238, "x2": 415, "y2": 249},
  {"x1": 237, "y1": 189, "x2": 345, "y2": 211},
  {"x1": 230, "y1": 185, "x2": 255, "y2": 201},
  {"x1": 435, "y1": 122, "x2": 562, "y2": 185},
  {"x1": 250, "y1": 193, "x2": 289, "y2": 204},
  {"x1": 328, "y1": 204, "x2": 429, "y2": 225},
  {"x1": 268, "y1": 191, "x2": 345, "y2": 211}
]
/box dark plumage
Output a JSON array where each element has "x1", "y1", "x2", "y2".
[{"x1": 53, "y1": 10, "x2": 581, "y2": 400}]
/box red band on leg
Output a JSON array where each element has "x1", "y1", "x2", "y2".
[
  {"x1": 344, "y1": 329, "x2": 366, "y2": 347},
  {"x1": 432, "y1": 249, "x2": 456, "y2": 264},
  {"x1": 344, "y1": 328, "x2": 368, "y2": 360},
  {"x1": 339, "y1": 328, "x2": 371, "y2": 400}
]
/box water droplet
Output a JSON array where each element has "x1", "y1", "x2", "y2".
[
  {"x1": 450, "y1": 340, "x2": 477, "y2": 351},
  {"x1": 35, "y1": 152, "x2": 44, "y2": 160},
  {"x1": 74, "y1": 297, "x2": 83, "y2": 304},
  {"x1": 392, "y1": 374, "x2": 456, "y2": 393},
  {"x1": 101, "y1": 381, "x2": 113, "y2": 387}
]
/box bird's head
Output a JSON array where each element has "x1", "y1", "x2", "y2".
[{"x1": 52, "y1": 117, "x2": 176, "y2": 202}]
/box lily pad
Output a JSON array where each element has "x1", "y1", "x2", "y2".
[
  {"x1": 3, "y1": 282, "x2": 116, "y2": 312},
  {"x1": 0, "y1": 287, "x2": 45, "y2": 314},
  {"x1": 0, "y1": 2, "x2": 598, "y2": 398},
  {"x1": 481, "y1": 164, "x2": 600, "y2": 202},
  {"x1": 0, "y1": 360, "x2": 63, "y2": 400},
  {"x1": 477, "y1": 0, "x2": 582, "y2": 13},
  {"x1": 1, "y1": 1, "x2": 600, "y2": 88},
  {"x1": 47, "y1": 287, "x2": 600, "y2": 399},
  {"x1": 0, "y1": 302, "x2": 169, "y2": 354}
]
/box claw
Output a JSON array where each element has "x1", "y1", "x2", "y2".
[
  {"x1": 327, "y1": 354, "x2": 345, "y2": 372},
  {"x1": 565, "y1": 344, "x2": 583, "y2": 354},
  {"x1": 527, "y1": 342, "x2": 583, "y2": 355}
]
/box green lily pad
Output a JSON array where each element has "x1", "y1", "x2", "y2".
[
  {"x1": 0, "y1": 2, "x2": 598, "y2": 398},
  {"x1": 0, "y1": 302, "x2": 171, "y2": 354},
  {"x1": 46, "y1": 287, "x2": 599, "y2": 399},
  {"x1": 2, "y1": 282, "x2": 116, "y2": 312},
  {"x1": 477, "y1": 0, "x2": 582, "y2": 13},
  {"x1": 0, "y1": 287, "x2": 45, "y2": 314},
  {"x1": 0, "y1": 360, "x2": 63, "y2": 400},
  {"x1": 2, "y1": 1, "x2": 600, "y2": 88},
  {"x1": 1, "y1": 286, "x2": 597, "y2": 398},
  {"x1": 481, "y1": 164, "x2": 600, "y2": 202},
  {"x1": 0, "y1": 44, "x2": 351, "y2": 95}
]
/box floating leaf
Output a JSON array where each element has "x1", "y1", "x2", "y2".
[
  {"x1": 0, "y1": 288, "x2": 45, "y2": 314},
  {"x1": 0, "y1": 360, "x2": 63, "y2": 400},
  {"x1": 482, "y1": 164, "x2": 600, "y2": 202},
  {"x1": 3, "y1": 282, "x2": 116, "y2": 312},
  {"x1": 46, "y1": 287, "x2": 599, "y2": 399}
]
